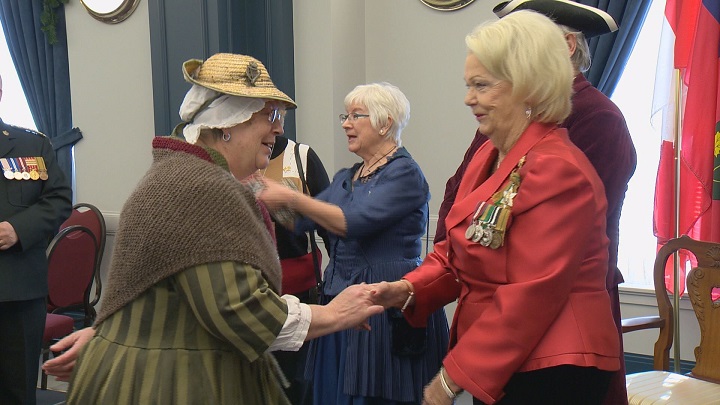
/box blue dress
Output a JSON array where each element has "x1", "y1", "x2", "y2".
[{"x1": 297, "y1": 147, "x2": 449, "y2": 404}]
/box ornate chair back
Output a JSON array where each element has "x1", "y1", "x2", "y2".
[{"x1": 623, "y1": 235, "x2": 720, "y2": 403}]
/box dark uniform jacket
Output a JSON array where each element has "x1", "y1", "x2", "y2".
[{"x1": 0, "y1": 118, "x2": 72, "y2": 301}]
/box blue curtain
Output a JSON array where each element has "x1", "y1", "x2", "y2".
[
  {"x1": 579, "y1": 0, "x2": 653, "y2": 96},
  {"x1": 0, "y1": 0, "x2": 81, "y2": 182}
]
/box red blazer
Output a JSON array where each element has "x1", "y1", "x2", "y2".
[{"x1": 404, "y1": 122, "x2": 620, "y2": 403}]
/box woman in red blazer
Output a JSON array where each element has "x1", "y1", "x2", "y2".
[{"x1": 372, "y1": 10, "x2": 620, "y2": 405}]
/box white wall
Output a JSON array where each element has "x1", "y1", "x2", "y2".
[
  {"x1": 294, "y1": 0, "x2": 367, "y2": 172},
  {"x1": 65, "y1": 1, "x2": 154, "y2": 299},
  {"x1": 618, "y1": 288, "x2": 700, "y2": 361},
  {"x1": 295, "y1": 1, "x2": 487, "y2": 214},
  {"x1": 64, "y1": 0, "x2": 698, "y2": 363},
  {"x1": 65, "y1": 0, "x2": 154, "y2": 218}
]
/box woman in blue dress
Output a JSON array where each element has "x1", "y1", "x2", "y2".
[{"x1": 260, "y1": 82, "x2": 449, "y2": 404}]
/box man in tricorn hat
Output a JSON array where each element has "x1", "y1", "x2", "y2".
[{"x1": 435, "y1": 2, "x2": 636, "y2": 404}]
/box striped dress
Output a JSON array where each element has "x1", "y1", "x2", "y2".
[{"x1": 66, "y1": 261, "x2": 290, "y2": 405}]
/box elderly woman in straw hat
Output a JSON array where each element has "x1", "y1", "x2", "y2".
[
  {"x1": 41, "y1": 53, "x2": 383, "y2": 405},
  {"x1": 371, "y1": 11, "x2": 620, "y2": 405}
]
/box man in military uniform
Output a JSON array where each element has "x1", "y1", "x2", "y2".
[{"x1": 0, "y1": 73, "x2": 72, "y2": 404}]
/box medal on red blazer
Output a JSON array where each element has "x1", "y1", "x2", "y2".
[
  {"x1": 466, "y1": 202, "x2": 486, "y2": 242},
  {"x1": 465, "y1": 156, "x2": 526, "y2": 249}
]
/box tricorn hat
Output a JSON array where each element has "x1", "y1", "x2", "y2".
[
  {"x1": 182, "y1": 53, "x2": 297, "y2": 109},
  {"x1": 493, "y1": 0, "x2": 618, "y2": 38}
]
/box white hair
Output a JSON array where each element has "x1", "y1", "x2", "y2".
[{"x1": 344, "y1": 82, "x2": 410, "y2": 146}]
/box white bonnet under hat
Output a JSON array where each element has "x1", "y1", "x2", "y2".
[{"x1": 179, "y1": 85, "x2": 264, "y2": 144}]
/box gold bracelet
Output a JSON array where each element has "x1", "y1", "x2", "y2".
[
  {"x1": 439, "y1": 368, "x2": 457, "y2": 399},
  {"x1": 400, "y1": 291, "x2": 414, "y2": 312},
  {"x1": 399, "y1": 280, "x2": 414, "y2": 312}
]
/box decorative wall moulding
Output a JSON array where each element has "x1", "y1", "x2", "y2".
[
  {"x1": 419, "y1": 0, "x2": 476, "y2": 11},
  {"x1": 80, "y1": 0, "x2": 141, "y2": 24}
]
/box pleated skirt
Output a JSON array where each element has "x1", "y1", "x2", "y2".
[{"x1": 309, "y1": 298, "x2": 449, "y2": 404}]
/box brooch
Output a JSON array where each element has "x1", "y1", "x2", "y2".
[{"x1": 245, "y1": 61, "x2": 260, "y2": 86}]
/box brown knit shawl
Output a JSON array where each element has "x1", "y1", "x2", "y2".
[{"x1": 95, "y1": 137, "x2": 281, "y2": 324}]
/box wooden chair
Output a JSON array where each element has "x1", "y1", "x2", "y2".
[{"x1": 622, "y1": 235, "x2": 720, "y2": 404}]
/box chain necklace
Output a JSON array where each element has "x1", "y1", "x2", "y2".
[
  {"x1": 358, "y1": 145, "x2": 397, "y2": 179},
  {"x1": 492, "y1": 154, "x2": 503, "y2": 173}
]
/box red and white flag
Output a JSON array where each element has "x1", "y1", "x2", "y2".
[{"x1": 652, "y1": 0, "x2": 720, "y2": 293}]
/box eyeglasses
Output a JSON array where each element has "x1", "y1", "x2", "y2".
[
  {"x1": 268, "y1": 108, "x2": 286, "y2": 126},
  {"x1": 339, "y1": 113, "x2": 370, "y2": 124}
]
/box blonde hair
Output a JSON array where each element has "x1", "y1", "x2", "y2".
[
  {"x1": 465, "y1": 10, "x2": 573, "y2": 124},
  {"x1": 344, "y1": 82, "x2": 410, "y2": 146}
]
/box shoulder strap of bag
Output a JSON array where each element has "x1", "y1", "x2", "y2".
[{"x1": 294, "y1": 142, "x2": 323, "y2": 289}]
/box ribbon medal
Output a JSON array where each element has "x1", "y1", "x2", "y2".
[
  {"x1": 1, "y1": 157, "x2": 44, "y2": 180},
  {"x1": 465, "y1": 156, "x2": 526, "y2": 249},
  {"x1": 1, "y1": 158, "x2": 14, "y2": 180},
  {"x1": 25, "y1": 157, "x2": 40, "y2": 180},
  {"x1": 17, "y1": 158, "x2": 31, "y2": 180},
  {"x1": 8, "y1": 158, "x2": 22, "y2": 180},
  {"x1": 36, "y1": 157, "x2": 49, "y2": 180}
]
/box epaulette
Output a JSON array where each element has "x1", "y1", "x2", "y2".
[{"x1": 3, "y1": 122, "x2": 46, "y2": 138}]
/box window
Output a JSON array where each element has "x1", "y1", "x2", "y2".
[
  {"x1": 0, "y1": 20, "x2": 36, "y2": 130},
  {"x1": 612, "y1": 0, "x2": 666, "y2": 288}
]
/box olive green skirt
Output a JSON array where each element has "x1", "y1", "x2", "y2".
[{"x1": 66, "y1": 265, "x2": 290, "y2": 405}]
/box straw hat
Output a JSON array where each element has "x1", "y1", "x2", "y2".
[
  {"x1": 182, "y1": 53, "x2": 297, "y2": 109},
  {"x1": 493, "y1": 0, "x2": 618, "y2": 38}
]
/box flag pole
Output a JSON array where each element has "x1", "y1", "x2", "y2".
[{"x1": 672, "y1": 67, "x2": 682, "y2": 373}]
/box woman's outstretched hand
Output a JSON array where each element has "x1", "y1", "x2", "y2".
[
  {"x1": 257, "y1": 178, "x2": 297, "y2": 211},
  {"x1": 306, "y1": 283, "x2": 384, "y2": 339},
  {"x1": 41, "y1": 327, "x2": 95, "y2": 381},
  {"x1": 369, "y1": 280, "x2": 412, "y2": 309}
]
